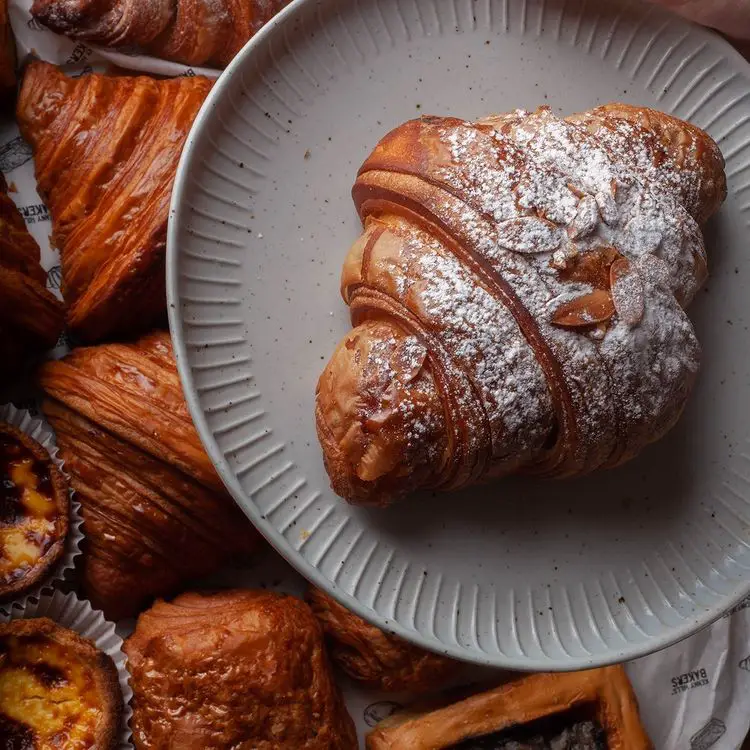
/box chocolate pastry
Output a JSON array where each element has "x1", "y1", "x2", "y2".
[
  {"x1": 16, "y1": 62, "x2": 212, "y2": 342},
  {"x1": 0, "y1": 420, "x2": 69, "y2": 601},
  {"x1": 38, "y1": 331, "x2": 258, "y2": 620},
  {"x1": 367, "y1": 666, "x2": 652, "y2": 749},
  {"x1": 0, "y1": 617, "x2": 122, "y2": 749},
  {"x1": 124, "y1": 589, "x2": 358, "y2": 749},
  {"x1": 308, "y1": 586, "x2": 458, "y2": 693},
  {"x1": 0, "y1": 173, "x2": 64, "y2": 382},
  {"x1": 316, "y1": 104, "x2": 726, "y2": 505}
]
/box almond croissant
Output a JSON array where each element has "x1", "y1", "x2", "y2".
[
  {"x1": 38, "y1": 331, "x2": 257, "y2": 619},
  {"x1": 0, "y1": 172, "x2": 64, "y2": 381},
  {"x1": 316, "y1": 104, "x2": 726, "y2": 506},
  {"x1": 31, "y1": 0, "x2": 289, "y2": 68},
  {"x1": 16, "y1": 62, "x2": 212, "y2": 343}
]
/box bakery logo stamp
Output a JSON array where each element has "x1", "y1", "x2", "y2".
[
  {"x1": 363, "y1": 701, "x2": 402, "y2": 728},
  {"x1": 182, "y1": 68, "x2": 197, "y2": 77},
  {"x1": 66, "y1": 43, "x2": 93, "y2": 67},
  {"x1": 739, "y1": 655, "x2": 750, "y2": 672},
  {"x1": 46, "y1": 265, "x2": 62, "y2": 291},
  {"x1": 18, "y1": 203, "x2": 49, "y2": 226},
  {"x1": 725, "y1": 593, "x2": 750, "y2": 616},
  {"x1": 671, "y1": 667, "x2": 709, "y2": 694},
  {"x1": 26, "y1": 16, "x2": 46, "y2": 31},
  {"x1": 70, "y1": 65, "x2": 94, "y2": 79},
  {"x1": 0, "y1": 136, "x2": 33, "y2": 173},
  {"x1": 690, "y1": 718, "x2": 726, "y2": 750}
]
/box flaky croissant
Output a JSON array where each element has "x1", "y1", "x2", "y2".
[
  {"x1": 17, "y1": 62, "x2": 211, "y2": 343},
  {"x1": 308, "y1": 587, "x2": 458, "y2": 694},
  {"x1": 0, "y1": 173, "x2": 64, "y2": 381},
  {"x1": 125, "y1": 590, "x2": 358, "y2": 750},
  {"x1": 38, "y1": 331, "x2": 257, "y2": 619},
  {"x1": 316, "y1": 104, "x2": 726, "y2": 506},
  {"x1": 31, "y1": 0, "x2": 289, "y2": 67}
]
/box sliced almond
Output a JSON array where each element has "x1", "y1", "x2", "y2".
[
  {"x1": 496, "y1": 216, "x2": 561, "y2": 254},
  {"x1": 551, "y1": 289, "x2": 615, "y2": 328},
  {"x1": 558, "y1": 245, "x2": 619, "y2": 289},
  {"x1": 568, "y1": 195, "x2": 600, "y2": 239},
  {"x1": 610, "y1": 257, "x2": 645, "y2": 325},
  {"x1": 595, "y1": 190, "x2": 618, "y2": 226}
]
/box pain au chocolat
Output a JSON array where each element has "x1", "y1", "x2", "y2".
[
  {"x1": 0, "y1": 420, "x2": 69, "y2": 601},
  {"x1": 38, "y1": 331, "x2": 257, "y2": 620},
  {"x1": 0, "y1": 173, "x2": 64, "y2": 382},
  {"x1": 125, "y1": 589, "x2": 358, "y2": 750},
  {"x1": 16, "y1": 62, "x2": 212, "y2": 343},
  {"x1": 367, "y1": 665, "x2": 652, "y2": 750},
  {"x1": 0, "y1": 617, "x2": 122, "y2": 749},
  {"x1": 308, "y1": 587, "x2": 458, "y2": 694},
  {"x1": 316, "y1": 104, "x2": 726, "y2": 506}
]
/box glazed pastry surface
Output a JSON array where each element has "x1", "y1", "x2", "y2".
[
  {"x1": 17, "y1": 62, "x2": 212, "y2": 342},
  {"x1": 125, "y1": 589, "x2": 358, "y2": 749}
]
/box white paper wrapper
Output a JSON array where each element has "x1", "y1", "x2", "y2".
[
  {"x1": 0, "y1": 402, "x2": 83, "y2": 611},
  {"x1": 5, "y1": 3, "x2": 750, "y2": 747},
  {"x1": 1, "y1": 589, "x2": 133, "y2": 749}
]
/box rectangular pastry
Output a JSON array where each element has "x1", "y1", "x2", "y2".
[{"x1": 366, "y1": 666, "x2": 652, "y2": 749}]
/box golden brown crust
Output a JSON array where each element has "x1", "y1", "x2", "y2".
[
  {"x1": 0, "y1": 0, "x2": 14, "y2": 93},
  {"x1": 317, "y1": 105, "x2": 725, "y2": 505},
  {"x1": 0, "y1": 617, "x2": 122, "y2": 749},
  {"x1": 30, "y1": 0, "x2": 290, "y2": 67},
  {"x1": 16, "y1": 62, "x2": 212, "y2": 343},
  {"x1": 366, "y1": 666, "x2": 652, "y2": 750},
  {"x1": 307, "y1": 587, "x2": 457, "y2": 693},
  {"x1": 38, "y1": 332, "x2": 258, "y2": 619},
  {"x1": 0, "y1": 173, "x2": 64, "y2": 382},
  {"x1": 124, "y1": 589, "x2": 358, "y2": 750},
  {"x1": 0, "y1": 420, "x2": 69, "y2": 601}
]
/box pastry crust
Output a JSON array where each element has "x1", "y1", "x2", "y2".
[
  {"x1": 0, "y1": 0, "x2": 14, "y2": 92},
  {"x1": 30, "y1": 0, "x2": 289, "y2": 67},
  {"x1": 316, "y1": 104, "x2": 726, "y2": 505},
  {"x1": 38, "y1": 332, "x2": 258, "y2": 619},
  {"x1": 308, "y1": 587, "x2": 457, "y2": 693},
  {"x1": 16, "y1": 62, "x2": 212, "y2": 342},
  {"x1": 366, "y1": 665, "x2": 652, "y2": 750},
  {"x1": 0, "y1": 173, "x2": 64, "y2": 381},
  {"x1": 0, "y1": 420, "x2": 69, "y2": 601},
  {"x1": 0, "y1": 617, "x2": 122, "y2": 749},
  {"x1": 124, "y1": 589, "x2": 358, "y2": 749}
]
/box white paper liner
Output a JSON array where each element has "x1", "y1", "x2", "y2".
[
  {"x1": 1, "y1": 589, "x2": 133, "y2": 749},
  {"x1": 0, "y1": 403, "x2": 83, "y2": 610}
]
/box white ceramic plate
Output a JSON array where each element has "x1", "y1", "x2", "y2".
[{"x1": 168, "y1": 0, "x2": 750, "y2": 670}]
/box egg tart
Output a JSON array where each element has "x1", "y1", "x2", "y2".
[
  {"x1": 0, "y1": 617, "x2": 121, "y2": 749},
  {"x1": 0, "y1": 421, "x2": 69, "y2": 601}
]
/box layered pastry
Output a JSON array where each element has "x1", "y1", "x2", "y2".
[
  {"x1": 0, "y1": 173, "x2": 64, "y2": 382},
  {"x1": 308, "y1": 587, "x2": 457, "y2": 693},
  {"x1": 367, "y1": 666, "x2": 652, "y2": 749},
  {"x1": 16, "y1": 62, "x2": 212, "y2": 342},
  {"x1": 0, "y1": 420, "x2": 69, "y2": 601},
  {"x1": 316, "y1": 104, "x2": 726, "y2": 505},
  {"x1": 0, "y1": 618, "x2": 122, "y2": 749},
  {"x1": 124, "y1": 589, "x2": 358, "y2": 749},
  {"x1": 38, "y1": 331, "x2": 257, "y2": 620},
  {"x1": 31, "y1": 0, "x2": 290, "y2": 67},
  {"x1": 0, "y1": 0, "x2": 14, "y2": 92}
]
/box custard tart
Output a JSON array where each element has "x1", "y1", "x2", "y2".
[
  {"x1": 0, "y1": 617, "x2": 121, "y2": 749},
  {"x1": 0, "y1": 421, "x2": 69, "y2": 601}
]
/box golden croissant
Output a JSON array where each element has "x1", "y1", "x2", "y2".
[
  {"x1": 0, "y1": 173, "x2": 64, "y2": 381},
  {"x1": 16, "y1": 62, "x2": 212, "y2": 343},
  {"x1": 31, "y1": 0, "x2": 289, "y2": 67},
  {"x1": 38, "y1": 331, "x2": 258, "y2": 619},
  {"x1": 316, "y1": 104, "x2": 726, "y2": 506}
]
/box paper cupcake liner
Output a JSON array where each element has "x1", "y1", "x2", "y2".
[
  {"x1": 0, "y1": 402, "x2": 84, "y2": 608},
  {"x1": 1, "y1": 590, "x2": 133, "y2": 749}
]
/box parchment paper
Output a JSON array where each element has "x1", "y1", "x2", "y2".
[{"x1": 5, "y1": 3, "x2": 750, "y2": 747}]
